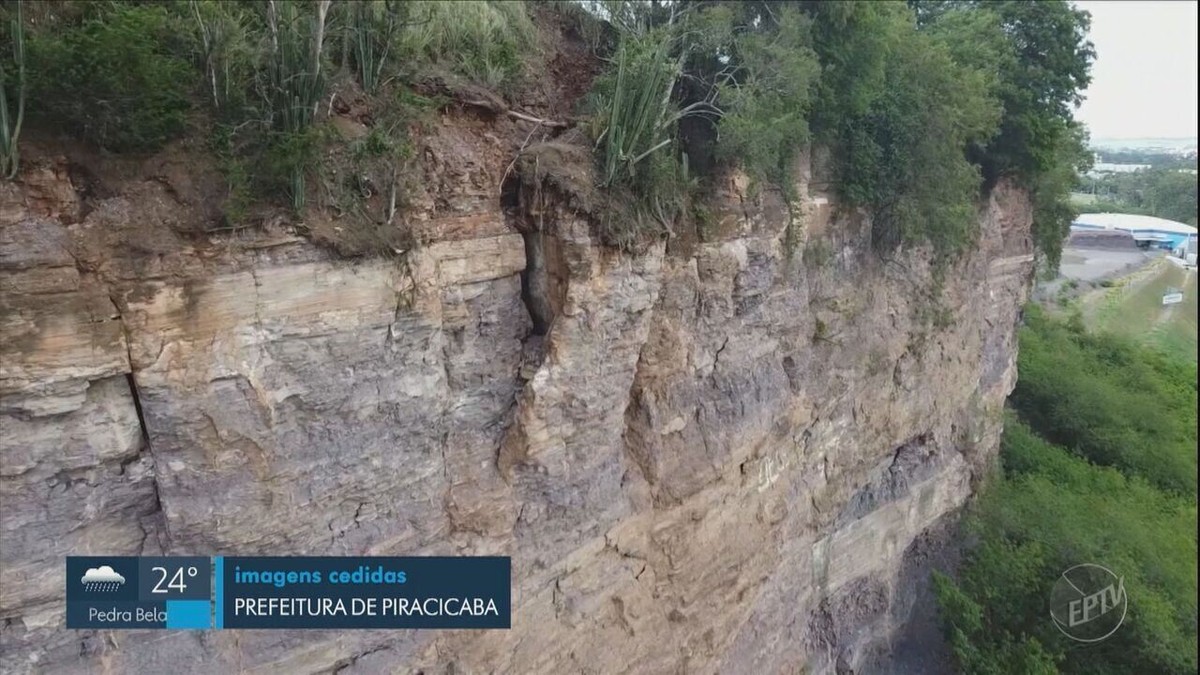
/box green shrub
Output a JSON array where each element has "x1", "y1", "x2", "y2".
[
  {"x1": 937, "y1": 306, "x2": 1197, "y2": 674},
  {"x1": 939, "y1": 417, "x2": 1197, "y2": 675},
  {"x1": 802, "y1": 238, "x2": 833, "y2": 268},
  {"x1": 27, "y1": 4, "x2": 195, "y2": 152},
  {"x1": 1011, "y1": 305, "x2": 1197, "y2": 495},
  {"x1": 937, "y1": 306, "x2": 1197, "y2": 672},
  {"x1": 711, "y1": 5, "x2": 820, "y2": 189}
]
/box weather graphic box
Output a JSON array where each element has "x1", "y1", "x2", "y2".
[{"x1": 66, "y1": 557, "x2": 212, "y2": 629}]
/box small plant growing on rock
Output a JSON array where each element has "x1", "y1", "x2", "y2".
[
  {"x1": 803, "y1": 239, "x2": 834, "y2": 268},
  {"x1": 866, "y1": 348, "x2": 890, "y2": 376}
]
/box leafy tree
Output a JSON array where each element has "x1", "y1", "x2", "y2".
[
  {"x1": 1087, "y1": 168, "x2": 1200, "y2": 225},
  {"x1": 1094, "y1": 149, "x2": 1197, "y2": 171},
  {"x1": 806, "y1": 1, "x2": 1001, "y2": 261},
  {"x1": 709, "y1": 4, "x2": 821, "y2": 190},
  {"x1": 976, "y1": 0, "x2": 1095, "y2": 182},
  {"x1": 1031, "y1": 122, "x2": 1092, "y2": 271},
  {"x1": 1143, "y1": 170, "x2": 1199, "y2": 225},
  {"x1": 913, "y1": 0, "x2": 1095, "y2": 269}
]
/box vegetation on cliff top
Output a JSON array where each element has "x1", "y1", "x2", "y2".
[
  {"x1": 1, "y1": 0, "x2": 1092, "y2": 269},
  {"x1": 578, "y1": 0, "x2": 1092, "y2": 266},
  {"x1": 936, "y1": 305, "x2": 1198, "y2": 674}
]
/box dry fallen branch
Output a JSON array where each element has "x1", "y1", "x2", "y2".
[{"x1": 460, "y1": 97, "x2": 571, "y2": 129}]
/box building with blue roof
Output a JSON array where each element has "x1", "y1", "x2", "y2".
[{"x1": 1071, "y1": 213, "x2": 1198, "y2": 254}]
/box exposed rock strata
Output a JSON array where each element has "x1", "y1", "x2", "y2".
[{"x1": 0, "y1": 141, "x2": 1033, "y2": 673}]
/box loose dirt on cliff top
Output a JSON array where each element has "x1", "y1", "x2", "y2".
[{"x1": 10, "y1": 6, "x2": 604, "y2": 269}]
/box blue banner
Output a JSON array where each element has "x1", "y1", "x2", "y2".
[{"x1": 66, "y1": 556, "x2": 511, "y2": 630}]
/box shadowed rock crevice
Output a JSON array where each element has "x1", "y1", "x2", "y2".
[
  {"x1": 504, "y1": 173, "x2": 568, "y2": 338},
  {"x1": 520, "y1": 230, "x2": 555, "y2": 336}
]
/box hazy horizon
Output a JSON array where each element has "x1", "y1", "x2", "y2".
[{"x1": 1075, "y1": 1, "x2": 1199, "y2": 141}]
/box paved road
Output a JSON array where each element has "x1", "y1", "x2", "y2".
[
  {"x1": 1034, "y1": 247, "x2": 1159, "y2": 304},
  {"x1": 1059, "y1": 248, "x2": 1153, "y2": 281}
]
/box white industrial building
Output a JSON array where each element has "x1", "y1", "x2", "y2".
[{"x1": 1071, "y1": 213, "x2": 1198, "y2": 264}]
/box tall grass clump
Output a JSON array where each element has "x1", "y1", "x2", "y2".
[
  {"x1": 395, "y1": 1, "x2": 536, "y2": 90},
  {"x1": 264, "y1": 0, "x2": 331, "y2": 212},
  {"x1": 592, "y1": 28, "x2": 685, "y2": 190},
  {"x1": 25, "y1": 3, "x2": 195, "y2": 152},
  {"x1": 190, "y1": 0, "x2": 259, "y2": 119},
  {"x1": 348, "y1": 0, "x2": 408, "y2": 94},
  {"x1": 1, "y1": 0, "x2": 26, "y2": 178},
  {"x1": 583, "y1": 22, "x2": 704, "y2": 245}
]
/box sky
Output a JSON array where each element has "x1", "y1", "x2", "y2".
[{"x1": 1074, "y1": 1, "x2": 1198, "y2": 141}]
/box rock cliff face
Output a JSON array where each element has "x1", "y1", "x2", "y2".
[{"x1": 0, "y1": 120, "x2": 1033, "y2": 673}]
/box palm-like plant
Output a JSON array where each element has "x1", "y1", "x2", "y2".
[
  {"x1": 1, "y1": 0, "x2": 26, "y2": 180},
  {"x1": 350, "y1": 0, "x2": 406, "y2": 94},
  {"x1": 265, "y1": 0, "x2": 331, "y2": 211},
  {"x1": 592, "y1": 11, "x2": 720, "y2": 191}
]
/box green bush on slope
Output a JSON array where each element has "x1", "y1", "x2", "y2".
[
  {"x1": 937, "y1": 307, "x2": 1199, "y2": 675},
  {"x1": 26, "y1": 4, "x2": 195, "y2": 152},
  {"x1": 1011, "y1": 305, "x2": 1197, "y2": 496}
]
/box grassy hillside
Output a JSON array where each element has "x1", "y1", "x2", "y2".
[
  {"x1": 936, "y1": 306, "x2": 1198, "y2": 674},
  {"x1": 1080, "y1": 260, "x2": 1198, "y2": 362}
]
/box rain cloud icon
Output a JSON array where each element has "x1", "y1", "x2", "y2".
[{"x1": 81, "y1": 566, "x2": 126, "y2": 592}]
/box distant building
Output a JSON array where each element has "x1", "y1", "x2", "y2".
[
  {"x1": 1089, "y1": 162, "x2": 1151, "y2": 174},
  {"x1": 1071, "y1": 213, "x2": 1198, "y2": 254}
]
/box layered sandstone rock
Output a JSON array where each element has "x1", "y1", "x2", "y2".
[{"x1": 0, "y1": 138, "x2": 1033, "y2": 673}]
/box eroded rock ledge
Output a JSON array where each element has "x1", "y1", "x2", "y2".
[{"x1": 0, "y1": 142, "x2": 1033, "y2": 673}]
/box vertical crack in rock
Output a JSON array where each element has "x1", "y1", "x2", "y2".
[
  {"x1": 520, "y1": 228, "x2": 554, "y2": 336},
  {"x1": 504, "y1": 172, "x2": 565, "y2": 340},
  {"x1": 108, "y1": 289, "x2": 170, "y2": 550},
  {"x1": 619, "y1": 319, "x2": 659, "y2": 498},
  {"x1": 124, "y1": 372, "x2": 164, "y2": 549}
]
